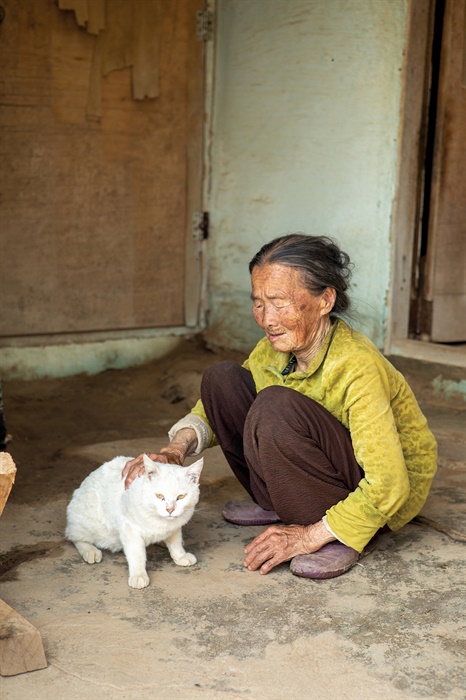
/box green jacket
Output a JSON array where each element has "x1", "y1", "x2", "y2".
[{"x1": 192, "y1": 318, "x2": 437, "y2": 552}]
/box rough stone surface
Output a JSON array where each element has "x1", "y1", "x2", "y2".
[{"x1": 0, "y1": 339, "x2": 464, "y2": 699}]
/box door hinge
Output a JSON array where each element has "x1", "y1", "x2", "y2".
[
  {"x1": 192, "y1": 211, "x2": 209, "y2": 240},
  {"x1": 196, "y1": 9, "x2": 213, "y2": 41}
]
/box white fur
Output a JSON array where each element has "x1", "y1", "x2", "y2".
[{"x1": 65, "y1": 455, "x2": 203, "y2": 589}]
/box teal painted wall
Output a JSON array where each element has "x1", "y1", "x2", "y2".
[
  {"x1": 206, "y1": 0, "x2": 408, "y2": 352},
  {"x1": 0, "y1": 336, "x2": 183, "y2": 380}
]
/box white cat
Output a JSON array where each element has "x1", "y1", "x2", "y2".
[{"x1": 65, "y1": 454, "x2": 203, "y2": 589}]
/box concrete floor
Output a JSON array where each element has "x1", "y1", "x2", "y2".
[{"x1": 0, "y1": 346, "x2": 465, "y2": 699}]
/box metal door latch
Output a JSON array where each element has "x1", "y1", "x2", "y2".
[
  {"x1": 196, "y1": 10, "x2": 213, "y2": 41},
  {"x1": 192, "y1": 211, "x2": 209, "y2": 240}
]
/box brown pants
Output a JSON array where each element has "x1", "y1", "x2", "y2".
[{"x1": 201, "y1": 361, "x2": 364, "y2": 526}]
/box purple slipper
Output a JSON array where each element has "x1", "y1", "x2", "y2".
[
  {"x1": 222, "y1": 501, "x2": 281, "y2": 526},
  {"x1": 290, "y1": 533, "x2": 381, "y2": 580}
]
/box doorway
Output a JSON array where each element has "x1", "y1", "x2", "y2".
[
  {"x1": 388, "y1": 0, "x2": 466, "y2": 366},
  {"x1": 410, "y1": 0, "x2": 466, "y2": 344}
]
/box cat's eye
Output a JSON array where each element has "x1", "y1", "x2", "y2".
[
  {"x1": 177, "y1": 494, "x2": 186, "y2": 500},
  {"x1": 156, "y1": 494, "x2": 164, "y2": 500}
]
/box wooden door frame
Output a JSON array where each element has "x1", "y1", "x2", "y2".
[
  {"x1": 184, "y1": 0, "x2": 214, "y2": 329},
  {"x1": 386, "y1": 0, "x2": 466, "y2": 367},
  {"x1": 185, "y1": 0, "x2": 216, "y2": 330}
]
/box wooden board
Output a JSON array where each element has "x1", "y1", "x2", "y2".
[
  {"x1": 0, "y1": 452, "x2": 16, "y2": 517},
  {"x1": 0, "y1": 600, "x2": 47, "y2": 676},
  {"x1": 0, "y1": 0, "x2": 204, "y2": 337}
]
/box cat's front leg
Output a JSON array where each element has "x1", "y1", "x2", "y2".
[
  {"x1": 165, "y1": 528, "x2": 197, "y2": 567},
  {"x1": 121, "y1": 527, "x2": 150, "y2": 589}
]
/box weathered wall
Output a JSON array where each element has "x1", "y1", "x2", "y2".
[{"x1": 206, "y1": 0, "x2": 408, "y2": 352}]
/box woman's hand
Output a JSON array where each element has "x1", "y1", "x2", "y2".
[
  {"x1": 122, "y1": 451, "x2": 179, "y2": 489},
  {"x1": 243, "y1": 520, "x2": 335, "y2": 575},
  {"x1": 122, "y1": 428, "x2": 199, "y2": 489}
]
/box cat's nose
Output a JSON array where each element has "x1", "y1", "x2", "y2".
[{"x1": 166, "y1": 505, "x2": 175, "y2": 515}]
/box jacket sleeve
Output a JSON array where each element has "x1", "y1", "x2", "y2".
[
  {"x1": 190, "y1": 399, "x2": 218, "y2": 449},
  {"x1": 325, "y1": 357, "x2": 411, "y2": 552}
]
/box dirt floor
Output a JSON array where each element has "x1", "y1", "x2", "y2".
[{"x1": 0, "y1": 337, "x2": 465, "y2": 699}]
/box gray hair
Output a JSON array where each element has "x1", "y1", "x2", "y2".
[{"x1": 249, "y1": 233, "x2": 353, "y2": 314}]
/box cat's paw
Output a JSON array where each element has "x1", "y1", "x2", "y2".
[
  {"x1": 76, "y1": 542, "x2": 102, "y2": 564},
  {"x1": 85, "y1": 549, "x2": 103, "y2": 564},
  {"x1": 173, "y1": 552, "x2": 197, "y2": 567},
  {"x1": 128, "y1": 573, "x2": 150, "y2": 589}
]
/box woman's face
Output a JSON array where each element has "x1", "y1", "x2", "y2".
[{"x1": 251, "y1": 263, "x2": 334, "y2": 355}]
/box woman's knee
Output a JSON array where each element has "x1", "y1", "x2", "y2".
[
  {"x1": 247, "y1": 386, "x2": 329, "y2": 437},
  {"x1": 246, "y1": 386, "x2": 294, "y2": 429},
  {"x1": 202, "y1": 361, "x2": 242, "y2": 388},
  {"x1": 253, "y1": 386, "x2": 302, "y2": 414},
  {"x1": 201, "y1": 361, "x2": 254, "y2": 401}
]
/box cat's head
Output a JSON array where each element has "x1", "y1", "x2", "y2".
[{"x1": 141, "y1": 454, "x2": 203, "y2": 518}]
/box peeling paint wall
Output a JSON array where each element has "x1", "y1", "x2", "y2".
[{"x1": 206, "y1": 0, "x2": 408, "y2": 352}]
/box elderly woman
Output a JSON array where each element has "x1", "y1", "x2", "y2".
[{"x1": 124, "y1": 234, "x2": 437, "y2": 579}]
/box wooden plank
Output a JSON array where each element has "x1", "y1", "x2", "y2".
[
  {"x1": 0, "y1": 600, "x2": 47, "y2": 676},
  {"x1": 431, "y1": 294, "x2": 466, "y2": 342},
  {"x1": 87, "y1": 0, "x2": 105, "y2": 36},
  {"x1": 87, "y1": 33, "x2": 103, "y2": 119},
  {"x1": 101, "y1": 0, "x2": 134, "y2": 75},
  {"x1": 463, "y1": 0, "x2": 466, "y2": 86},
  {"x1": 389, "y1": 338, "x2": 466, "y2": 368},
  {"x1": 57, "y1": 0, "x2": 88, "y2": 28},
  {"x1": 0, "y1": 454, "x2": 46, "y2": 677},
  {"x1": 0, "y1": 452, "x2": 16, "y2": 517},
  {"x1": 132, "y1": 0, "x2": 162, "y2": 99}
]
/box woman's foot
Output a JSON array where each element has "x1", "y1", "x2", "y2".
[
  {"x1": 290, "y1": 536, "x2": 379, "y2": 579},
  {"x1": 222, "y1": 501, "x2": 281, "y2": 526}
]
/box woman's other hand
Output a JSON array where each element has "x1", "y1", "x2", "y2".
[{"x1": 243, "y1": 520, "x2": 335, "y2": 574}]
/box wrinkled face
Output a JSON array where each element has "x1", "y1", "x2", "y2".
[{"x1": 251, "y1": 263, "x2": 331, "y2": 355}]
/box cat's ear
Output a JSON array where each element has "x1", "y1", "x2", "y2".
[
  {"x1": 143, "y1": 454, "x2": 160, "y2": 477},
  {"x1": 185, "y1": 457, "x2": 203, "y2": 484}
]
